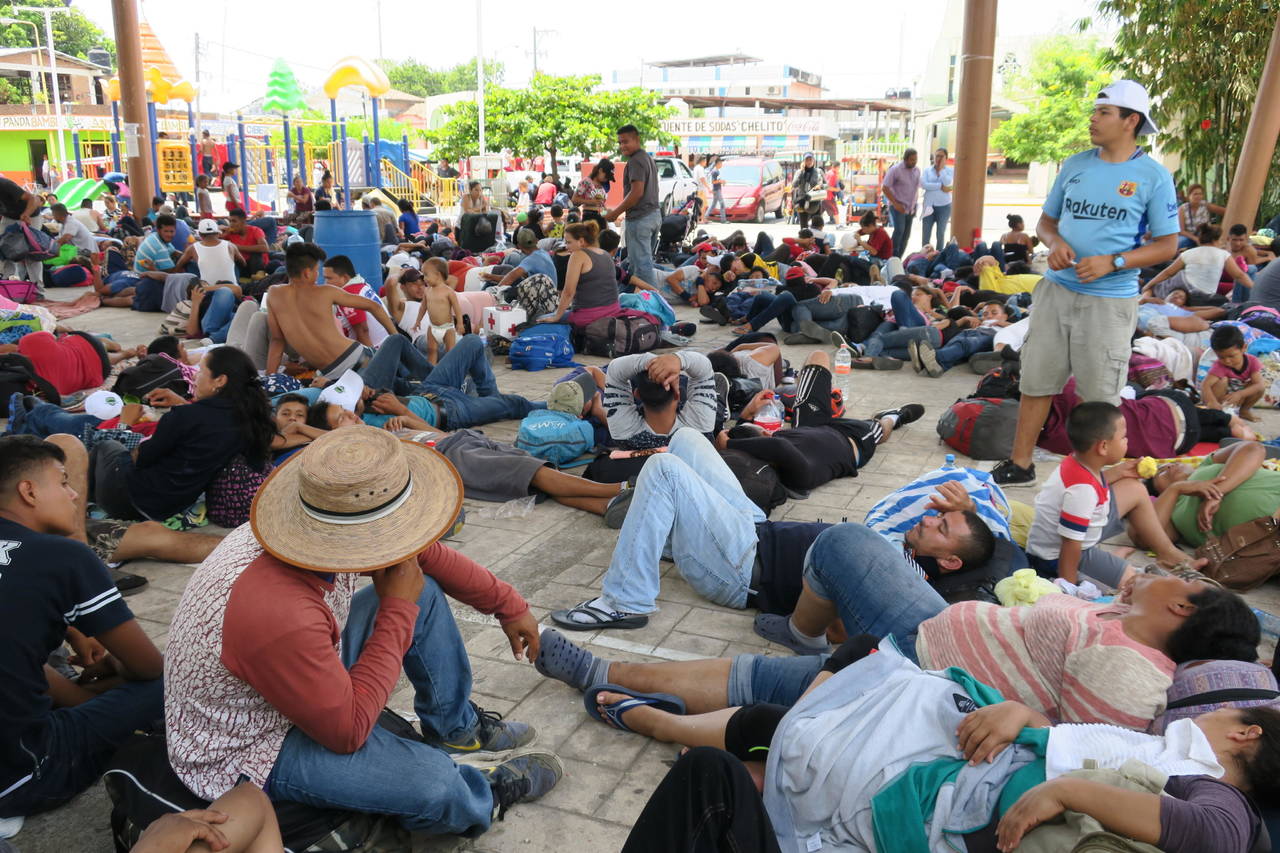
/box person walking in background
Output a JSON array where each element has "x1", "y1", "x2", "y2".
[
  {"x1": 707, "y1": 157, "x2": 728, "y2": 223},
  {"x1": 882, "y1": 148, "x2": 921, "y2": 257},
  {"x1": 920, "y1": 148, "x2": 953, "y2": 247},
  {"x1": 790, "y1": 153, "x2": 825, "y2": 230},
  {"x1": 199, "y1": 130, "x2": 217, "y2": 177},
  {"x1": 606, "y1": 124, "x2": 662, "y2": 297}
]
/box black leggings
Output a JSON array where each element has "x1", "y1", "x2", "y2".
[
  {"x1": 622, "y1": 747, "x2": 781, "y2": 853},
  {"x1": 815, "y1": 252, "x2": 872, "y2": 287}
]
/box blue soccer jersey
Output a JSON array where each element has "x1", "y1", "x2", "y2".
[{"x1": 1042, "y1": 148, "x2": 1179, "y2": 298}]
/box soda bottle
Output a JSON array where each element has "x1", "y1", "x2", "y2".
[{"x1": 755, "y1": 392, "x2": 784, "y2": 434}]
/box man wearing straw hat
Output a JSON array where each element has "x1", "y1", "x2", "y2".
[{"x1": 163, "y1": 426, "x2": 560, "y2": 834}]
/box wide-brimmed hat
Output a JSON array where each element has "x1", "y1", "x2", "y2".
[{"x1": 250, "y1": 426, "x2": 462, "y2": 572}]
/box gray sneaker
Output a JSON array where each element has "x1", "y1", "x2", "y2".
[
  {"x1": 484, "y1": 752, "x2": 564, "y2": 821},
  {"x1": 604, "y1": 487, "x2": 635, "y2": 529},
  {"x1": 915, "y1": 340, "x2": 944, "y2": 377}
]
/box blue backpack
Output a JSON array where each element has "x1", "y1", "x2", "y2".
[
  {"x1": 515, "y1": 410, "x2": 595, "y2": 465},
  {"x1": 509, "y1": 323, "x2": 577, "y2": 371}
]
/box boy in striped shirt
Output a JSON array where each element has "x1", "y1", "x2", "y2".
[{"x1": 1027, "y1": 401, "x2": 1195, "y2": 586}]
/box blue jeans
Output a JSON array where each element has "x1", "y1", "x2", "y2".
[
  {"x1": 6, "y1": 399, "x2": 100, "y2": 438},
  {"x1": 601, "y1": 429, "x2": 766, "y2": 614},
  {"x1": 889, "y1": 288, "x2": 925, "y2": 328},
  {"x1": 920, "y1": 204, "x2": 951, "y2": 248},
  {"x1": 708, "y1": 190, "x2": 727, "y2": 222},
  {"x1": 265, "y1": 579, "x2": 493, "y2": 835},
  {"x1": 359, "y1": 334, "x2": 436, "y2": 394},
  {"x1": 888, "y1": 207, "x2": 914, "y2": 257},
  {"x1": 0, "y1": 678, "x2": 163, "y2": 817},
  {"x1": 746, "y1": 291, "x2": 798, "y2": 332},
  {"x1": 201, "y1": 287, "x2": 237, "y2": 343},
  {"x1": 863, "y1": 323, "x2": 940, "y2": 359},
  {"x1": 413, "y1": 334, "x2": 542, "y2": 429},
  {"x1": 625, "y1": 210, "x2": 662, "y2": 296},
  {"x1": 790, "y1": 293, "x2": 862, "y2": 334},
  {"x1": 935, "y1": 328, "x2": 995, "y2": 369},
  {"x1": 803, "y1": 523, "x2": 946, "y2": 662}
]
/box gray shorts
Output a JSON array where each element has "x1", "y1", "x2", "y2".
[
  {"x1": 1019, "y1": 277, "x2": 1138, "y2": 403},
  {"x1": 434, "y1": 429, "x2": 547, "y2": 502}
]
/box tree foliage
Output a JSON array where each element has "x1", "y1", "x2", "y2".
[
  {"x1": 376, "y1": 58, "x2": 504, "y2": 98},
  {"x1": 989, "y1": 37, "x2": 1111, "y2": 164},
  {"x1": 1093, "y1": 0, "x2": 1279, "y2": 222},
  {"x1": 426, "y1": 73, "x2": 676, "y2": 176},
  {"x1": 0, "y1": 0, "x2": 114, "y2": 61}
]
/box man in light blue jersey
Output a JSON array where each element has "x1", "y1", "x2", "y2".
[{"x1": 993, "y1": 80, "x2": 1179, "y2": 485}]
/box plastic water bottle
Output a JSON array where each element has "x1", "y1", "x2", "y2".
[
  {"x1": 1254, "y1": 608, "x2": 1280, "y2": 641},
  {"x1": 833, "y1": 344, "x2": 853, "y2": 400},
  {"x1": 755, "y1": 392, "x2": 784, "y2": 434},
  {"x1": 944, "y1": 453, "x2": 956, "y2": 469}
]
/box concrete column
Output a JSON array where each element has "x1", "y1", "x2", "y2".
[
  {"x1": 1222, "y1": 11, "x2": 1280, "y2": 232},
  {"x1": 950, "y1": 0, "x2": 998, "y2": 250},
  {"x1": 111, "y1": 0, "x2": 154, "y2": 205}
]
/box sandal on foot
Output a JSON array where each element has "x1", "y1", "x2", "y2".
[
  {"x1": 753, "y1": 613, "x2": 830, "y2": 655},
  {"x1": 550, "y1": 600, "x2": 649, "y2": 631},
  {"x1": 583, "y1": 684, "x2": 686, "y2": 731}
]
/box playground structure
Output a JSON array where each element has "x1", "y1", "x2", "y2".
[{"x1": 58, "y1": 54, "x2": 460, "y2": 217}]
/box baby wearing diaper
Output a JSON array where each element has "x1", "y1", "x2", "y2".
[{"x1": 411, "y1": 257, "x2": 465, "y2": 364}]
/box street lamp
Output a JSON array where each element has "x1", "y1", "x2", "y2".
[
  {"x1": 14, "y1": 5, "x2": 69, "y2": 184},
  {"x1": 0, "y1": 17, "x2": 43, "y2": 102}
]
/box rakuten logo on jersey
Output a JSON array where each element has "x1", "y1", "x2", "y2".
[{"x1": 1063, "y1": 198, "x2": 1129, "y2": 222}]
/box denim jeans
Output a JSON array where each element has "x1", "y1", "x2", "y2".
[
  {"x1": 888, "y1": 207, "x2": 914, "y2": 257},
  {"x1": 802, "y1": 522, "x2": 946, "y2": 663},
  {"x1": 920, "y1": 204, "x2": 951, "y2": 248},
  {"x1": 625, "y1": 210, "x2": 662, "y2": 296},
  {"x1": 790, "y1": 293, "x2": 862, "y2": 333},
  {"x1": 745, "y1": 291, "x2": 799, "y2": 332},
  {"x1": 359, "y1": 334, "x2": 437, "y2": 394},
  {"x1": 863, "y1": 323, "x2": 940, "y2": 359},
  {"x1": 413, "y1": 334, "x2": 542, "y2": 428},
  {"x1": 0, "y1": 678, "x2": 163, "y2": 818},
  {"x1": 708, "y1": 190, "x2": 728, "y2": 222},
  {"x1": 935, "y1": 328, "x2": 995, "y2": 369},
  {"x1": 888, "y1": 288, "x2": 926, "y2": 328},
  {"x1": 6, "y1": 399, "x2": 100, "y2": 438},
  {"x1": 201, "y1": 287, "x2": 238, "y2": 343},
  {"x1": 265, "y1": 579, "x2": 493, "y2": 835},
  {"x1": 601, "y1": 429, "x2": 766, "y2": 614}
]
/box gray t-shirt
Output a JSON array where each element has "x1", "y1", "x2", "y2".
[
  {"x1": 1251, "y1": 261, "x2": 1280, "y2": 310},
  {"x1": 623, "y1": 149, "x2": 660, "y2": 218}
]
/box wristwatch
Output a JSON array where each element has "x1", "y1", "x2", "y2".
[{"x1": 1112, "y1": 254, "x2": 1127, "y2": 269}]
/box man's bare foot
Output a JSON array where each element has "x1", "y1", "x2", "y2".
[{"x1": 1239, "y1": 408, "x2": 1260, "y2": 422}]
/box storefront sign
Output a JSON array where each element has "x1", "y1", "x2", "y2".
[
  {"x1": 661, "y1": 116, "x2": 835, "y2": 138},
  {"x1": 0, "y1": 113, "x2": 273, "y2": 135}
]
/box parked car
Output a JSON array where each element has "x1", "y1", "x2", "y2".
[
  {"x1": 653, "y1": 155, "x2": 701, "y2": 217},
  {"x1": 716, "y1": 157, "x2": 786, "y2": 222}
]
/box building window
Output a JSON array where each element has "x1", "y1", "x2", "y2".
[{"x1": 744, "y1": 86, "x2": 750, "y2": 95}]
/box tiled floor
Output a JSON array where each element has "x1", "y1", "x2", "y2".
[{"x1": 12, "y1": 289, "x2": 1280, "y2": 852}]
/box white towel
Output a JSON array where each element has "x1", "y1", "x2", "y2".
[{"x1": 1046, "y1": 717, "x2": 1223, "y2": 781}]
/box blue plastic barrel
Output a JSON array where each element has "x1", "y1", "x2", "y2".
[{"x1": 313, "y1": 210, "x2": 382, "y2": 288}]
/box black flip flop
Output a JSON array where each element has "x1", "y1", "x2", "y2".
[{"x1": 550, "y1": 600, "x2": 649, "y2": 631}]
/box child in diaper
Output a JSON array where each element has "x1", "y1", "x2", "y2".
[{"x1": 412, "y1": 257, "x2": 464, "y2": 364}]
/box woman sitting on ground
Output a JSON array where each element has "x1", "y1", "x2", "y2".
[
  {"x1": 1144, "y1": 224, "x2": 1252, "y2": 306},
  {"x1": 539, "y1": 221, "x2": 650, "y2": 330},
  {"x1": 87, "y1": 346, "x2": 276, "y2": 523},
  {"x1": 850, "y1": 284, "x2": 951, "y2": 370},
  {"x1": 998, "y1": 213, "x2": 1033, "y2": 263},
  {"x1": 1148, "y1": 439, "x2": 1280, "y2": 550}
]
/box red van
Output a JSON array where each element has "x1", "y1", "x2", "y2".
[{"x1": 715, "y1": 157, "x2": 786, "y2": 222}]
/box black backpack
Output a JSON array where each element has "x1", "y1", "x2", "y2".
[
  {"x1": 581, "y1": 315, "x2": 659, "y2": 357},
  {"x1": 720, "y1": 448, "x2": 787, "y2": 516},
  {"x1": 104, "y1": 715, "x2": 416, "y2": 853},
  {"x1": 112, "y1": 354, "x2": 189, "y2": 400},
  {"x1": 0, "y1": 352, "x2": 60, "y2": 404},
  {"x1": 845, "y1": 305, "x2": 884, "y2": 344},
  {"x1": 727, "y1": 376, "x2": 763, "y2": 419},
  {"x1": 973, "y1": 364, "x2": 1021, "y2": 399}
]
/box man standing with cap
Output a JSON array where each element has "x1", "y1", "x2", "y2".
[
  {"x1": 992, "y1": 80, "x2": 1179, "y2": 485},
  {"x1": 163, "y1": 426, "x2": 561, "y2": 836}
]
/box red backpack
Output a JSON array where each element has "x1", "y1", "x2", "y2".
[{"x1": 935, "y1": 397, "x2": 1020, "y2": 460}]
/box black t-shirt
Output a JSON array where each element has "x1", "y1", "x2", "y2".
[
  {"x1": 0, "y1": 176, "x2": 27, "y2": 220},
  {"x1": 751, "y1": 520, "x2": 831, "y2": 615},
  {"x1": 0, "y1": 517, "x2": 133, "y2": 792},
  {"x1": 551, "y1": 251, "x2": 572, "y2": 290}
]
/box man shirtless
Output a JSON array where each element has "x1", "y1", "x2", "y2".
[{"x1": 266, "y1": 243, "x2": 400, "y2": 380}]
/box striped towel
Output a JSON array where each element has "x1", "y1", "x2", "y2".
[{"x1": 865, "y1": 465, "x2": 1013, "y2": 547}]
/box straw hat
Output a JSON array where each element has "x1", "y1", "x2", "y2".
[{"x1": 250, "y1": 425, "x2": 462, "y2": 572}]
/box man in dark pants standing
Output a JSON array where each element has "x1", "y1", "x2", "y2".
[{"x1": 882, "y1": 148, "x2": 921, "y2": 258}]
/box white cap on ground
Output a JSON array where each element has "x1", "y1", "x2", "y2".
[{"x1": 84, "y1": 389, "x2": 125, "y2": 420}]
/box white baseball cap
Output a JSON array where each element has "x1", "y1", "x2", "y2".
[
  {"x1": 317, "y1": 370, "x2": 364, "y2": 412},
  {"x1": 1095, "y1": 80, "x2": 1159, "y2": 136},
  {"x1": 197, "y1": 219, "x2": 220, "y2": 235},
  {"x1": 387, "y1": 251, "x2": 421, "y2": 271},
  {"x1": 84, "y1": 389, "x2": 124, "y2": 420}
]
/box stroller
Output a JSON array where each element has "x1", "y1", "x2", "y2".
[{"x1": 656, "y1": 192, "x2": 703, "y2": 265}]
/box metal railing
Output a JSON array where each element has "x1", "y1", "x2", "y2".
[
  {"x1": 380, "y1": 158, "x2": 422, "y2": 207},
  {"x1": 410, "y1": 161, "x2": 458, "y2": 209}
]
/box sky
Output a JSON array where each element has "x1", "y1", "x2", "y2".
[{"x1": 73, "y1": 0, "x2": 1104, "y2": 112}]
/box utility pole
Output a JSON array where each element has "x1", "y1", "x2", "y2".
[
  {"x1": 15, "y1": 6, "x2": 66, "y2": 181},
  {"x1": 531, "y1": 28, "x2": 554, "y2": 75},
  {"x1": 193, "y1": 32, "x2": 202, "y2": 148},
  {"x1": 111, "y1": 0, "x2": 154, "y2": 205},
  {"x1": 376, "y1": 0, "x2": 384, "y2": 61},
  {"x1": 476, "y1": 0, "x2": 486, "y2": 157}
]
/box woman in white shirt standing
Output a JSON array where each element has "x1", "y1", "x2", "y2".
[
  {"x1": 1143, "y1": 223, "x2": 1252, "y2": 305},
  {"x1": 920, "y1": 148, "x2": 954, "y2": 248}
]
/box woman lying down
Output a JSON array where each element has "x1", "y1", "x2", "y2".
[{"x1": 598, "y1": 637, "x2": 1278, "y2": 853}]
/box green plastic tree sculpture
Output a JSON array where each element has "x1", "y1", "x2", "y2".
[{"x1": 263, "y1": 59, "x2": 307, "y2": 114}]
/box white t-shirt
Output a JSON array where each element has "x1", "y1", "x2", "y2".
[
  {"x1": 1026, "y1": 455, "x2": 1112, "y2": 560},
  {"x1": 58, "y1": 215, "x2": 97, "y2": 253},
  {"x1": 193, "y1": 240, "x2": 238, "y2": 286},
  {"x1": 1179, "y1": 245, "x2": 1230, "y2": 294},
  {"x1": 831, "y1": 284, "x2": 899, "y2": 309},
  {"x1": 71, "y1": 208, "x2": 99, "y2": 233},
  {"x1": 671, "y1": 265, "x2": 703, "y2": 284},
  {"x1": 993, "y1": 317, "x2": 1031, "y2": 352}
]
